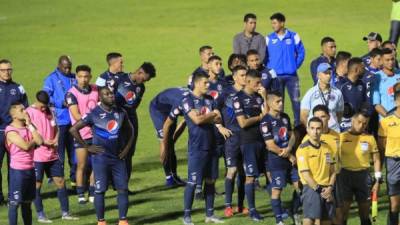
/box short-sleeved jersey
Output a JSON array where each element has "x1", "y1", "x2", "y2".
[
  {"x1": 95, "y1": 71, "x2": 125, "y2": 92},
  {"x1": 301, "y1": 85, "x2": 344, "y2": 132},
  {"x1": 260, "y1": 67, "x2": 281, "y2": 92},
  {"x1": 339, "y1": 132, "x2": 378, "y2": 171},
  {"x1": 187, "y1": 67, "x2": 225, "y2": 89},
  {"x1": 81, "y1": 105, "x2": 127, "y2": 158},
  {"x1": 150, "y1": 87, "x2": 191, "y2": 117},
  {"x1": 260, "y1": 112, "x2": 292, "y2": 171},
  {"x1": 337, "y1": 78, "x2": 368, "y2": 113},
  {"x1": 372, "y1": 70, "x2": 400, "y2": 118},
  {"x1": 181, "y1": 93, "x2": 216, "y2": 151},
  {"x1": 296, "y1": 141, "x2": 335, "y2": 186},
  {"x1": 115, "y1": 74, "x2": 145, "y2": 117},
  {"x1": 5, "y1": 125, "x2": 34, "y2": 170},
  {"x1": 217, "y1": 85, "x2": 241, "y2": 132},
  {"x1": 378, "y1": 114, "x2": 400, "y2": 157},
  {"x1": 0, "y1": 81, "x2": 29, "y2": 130},
  {"x1": 233, "y1": 90, "x2": 264, "y2": 144}
]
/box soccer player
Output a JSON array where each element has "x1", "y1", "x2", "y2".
[
  {"x1": 373, "y1": 48, "x2": 400, "y2": 118},
  {"x1": 150, "y1": 87, "x2": 190, "y2": 186},
  {"x1": 333, "y1": 51, "x2": 352, "y2": 86},
  {"x1": 301, "y1": 63, "x2": 344, "y2": 132},
  {"x1": 6, "y1": 103, "x2": 43, "y2": 225},
  {"x1": 65, "y1": 65, "x2": 99, "y2": 204},
  {"x1": 43, "y1": 55, "x2": 76, "y2": 187},
  {"x1": 70, "y1": 87, "x2": 134, "y2": 225},
  {"x1": 339, "y1": 111, "x2": 381, "y2": 225},
  {"x1": 390, "y1": 0, "x2": 400, "y2": 46},
  {"x1": 115, "y1": 62, "x2": 156, "y2": 187},
  {"x1": 181, "y1": 72, "x2": 223, "y2": 225},
  {"x1": 95, "y1": 52, "x2": 124, "y2": 92},
  {"x1": 310, "y1": 37, "x2": 337, "y2": 85},
  {"x1": 219, "y1": 65, "x2": 248, "y2": 217},
  {"x1": 378, "y1": 90, "x2": 400, "y2": 225},
  {"x1": 265, "y1": 12, "x2": 305, "y2": 126},
  {"x1": 233, "y1": 13, "x2": 266, "y2": 62},
  {"x1": 0, "y1": 59, "x2": 28, "y2": 204},
  {"x1": 224, "y1": 53, "x2": 247, "y2": 85},
  {"x1": 362, "y1": 32, "x2": 382, "y2": 67},
  {"x1": 382, "y1": 40, "x2": 400, "y2": 69},
  {"x1": 296, "y1": 117, "x2": 336, "y2": 225},
  {"x1": 260, "y1": 90, "x2": 300, "y2": 225},
  {"x1": 365, "y1": 48, "x2": 383, "y2": 75},
  {"x1": 246, "y1": 49, "x2": 281, "y2": 93},
  {"x1": 233, "y1": 69, "x2": 266, "y2": 221},
  {"x1": 27, "y1": 91, "x2": 78, "y2": 222},
  {"x1": 336, "y1": 58, "x2": 368, "y2": 132}
]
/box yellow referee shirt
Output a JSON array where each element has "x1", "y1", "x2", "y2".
[
  {"x1": 296, "y1": 141, "x2": 335, "y2": 186},
  {"x1": 340, "y1": 132, "x2": 378, "y2": 171},
  {"x1": 378, "y1": 114, "x2": 400, "y2": 157}
]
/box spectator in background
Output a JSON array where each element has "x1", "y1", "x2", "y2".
[
  {"x1": 389, "y1": 0, "x2": 400, "y2": 46},
  {"x1": 233, "y1": 13, "x2": 266, "y2": 62},
  {"x1": 310, "y1": 37, "x2": 337, "y2": 85},
  {"x1": 382, "y1": 40, "x2": 400, "y2": 69},
  {"x1": 43, "y1": 55, "x2": 76, "y2": 187},
  {"x1": 361, "y1": 32, "x2": 382, "y2": 67},
  {"x1": 333, "y1": 51, "x2": 352, "y2": 86},
  {"x1": 265, "y1": 12, "x2": 305, "y2": 126}
]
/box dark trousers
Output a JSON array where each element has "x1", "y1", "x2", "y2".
[
  {"x1": 278, "y1": 75, "x2": 301, "y2": 126},
  {"x1": 57, "y1": 125, "x2": 76, "y2": 183},
  {"x1": 390, "y1": 20, "x2": 400, "y2": 46}
]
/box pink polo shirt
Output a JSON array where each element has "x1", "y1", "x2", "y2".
[
  {"x1": 5, "y1": 125, "x2": 34, "y2": 170},
  {"x1": 26, "y1": 106, "x2": 58, "y2": 162}
]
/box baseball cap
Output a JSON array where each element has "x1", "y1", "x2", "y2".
[
  {"x1": 317, "y1": 63, "x2": 332, "y2": 74},
  {"x1": 363, "y1": 32, "x2": 382, "y2": 42}
]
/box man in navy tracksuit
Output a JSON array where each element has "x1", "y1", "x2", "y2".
[
  {"x1": 0, "y1": 59, "x2": 29, "y2": 204},
  {"x1": 43, "y1": 55, "x2": 76, "y2": 186},
  {"x1": 265, "y1": 12, "x2": 305, "y2": 126}
]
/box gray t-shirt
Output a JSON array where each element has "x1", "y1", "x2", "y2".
[{"x1": 233, "y1": 32, "x2": 266, "y2": 62}]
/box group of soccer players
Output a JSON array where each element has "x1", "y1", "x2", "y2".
[{"x1": 1, "y1": 10, "x2": 400, "y2": 225}]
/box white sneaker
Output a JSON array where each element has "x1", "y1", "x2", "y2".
[
  {"x1": 276, "y1": 221, "x2": 286, "y2": 225},
  {"x1": 38, "y1": 216, "x2": 53, "y2": 223},
  {"x1": 293, "y1": 214, "x2": 302, "y2": 225},
  {"x1": 89, "y1": 196, "x2": 95, "y2": 203},
  {"x1": 61, "y1": 213, "x2": 79, "y2": 220},
  {"x1": 205, "y1": 215, "x2": 224, "y2": 223},
  {"x1": 78, "y1": 196, "x2": 87, "y2": 204}
]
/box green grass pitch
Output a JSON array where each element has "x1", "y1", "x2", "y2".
[{"x1": 0, "y1": 0, "x2": 392, "y2": 224}]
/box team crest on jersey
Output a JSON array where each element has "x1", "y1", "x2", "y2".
[
  {"x1": 124, "y1": 91, "x2": 136, "y2": 104},
  {"x1": 285, "y1": 39, "x2": 292, "y2": 45},
  {"x1": 358, "y1": 85, "x2": 363, "y2": 91},
  {"x1": 256, "y1": 97, "x2": 262, "y2": 105},
  {"x1": 234, "y1": 101, "x2": 240, "y2": 109},
  {"x1": 173, "y1": 108, "x2": 180, "y2": 115},
  {"x1": 136, "y1": 87, "x2": 141, "y2": 93},
  {"x1": 282, "y1": 118, "x2": 288, "y2": 125},
  {"x1": 209, "y1": 90, "x2": 219, "y2": 99},
  {"x1": 10, "y1": 89, "x2": 16, "y2": 95},
  {"x1": 261, "y1": 125, "x2": 268, "y2": 133},
  {"x1": 107, "y1": 120, "x2": 119, "y2": 134},
  {"x1": 114, "y1": 112, "x2": 120, "y2": 119},
  {"x1": 217, "y1": 84, "x2": 222, "y2": 91}
]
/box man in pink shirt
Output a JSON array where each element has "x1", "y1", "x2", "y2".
[
  {"x1": 65, "y1": 65, "x2": 98, "y2": 204},
  {"x1": 6, "y1": 103, "x2": 43, "y2": 225},
  {"x1": 27, "y1": 91, "x2": 78, "y2": 223}
]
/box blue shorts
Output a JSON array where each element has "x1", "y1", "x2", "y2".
[
  {"x1": 240, "y1": 142, "x2": 264, "y2": 177},
  {"x1": 34, "y1": 160, "x2": 64, "y2": 181},
  {"x1": 187, "y1": 151, "x2": 219, "y2": 185},
  {"x1": 149, "y1": 105, "x2": 168, "y2": 139},
  {"x1": 225, "y1": 133, "x2": 242, "y2": 168},
  {"x1": 270, "y1": 166, "x2": 299, "y2": 189},
  {"x1": 73, "y1": 138, "x2": 93, "y2": 149},
  {"x1": 9, "y1": 168, "x2": 35, "y2": 203},
  {"x1": 74, "y1": 139, "x2": 93, "y2": 166},
  {"x1": 92, "y1": 155, "x2": 128, "y2": 192}
]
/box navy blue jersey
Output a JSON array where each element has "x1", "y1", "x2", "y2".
[
  {"x1": 95, "y1": 71, "x2": 126, "y2": 93},
  {"x1": 362, "y1": 71, "x2": 377, "y2": 103},
  {"x1": 149, "y1": 87, "x2": 190, "y2": 116},
  {"x1": 260, "y1": 67, "x2": 281, "y2": 92},
  {"x1": 115, "y1": 74, "x2": 145, "y2": 117},
  {"x1": 337, "y1": 78, "x2": 368, "y2": 113},
  {"x1": 181, "y1": 93, "x2": 216, "y2": 151},
  {"x1": 233, "y1": 90, "x2": 264, "y2": 144},
  {"x1": 82, "y1": 105, "x2": 127, "y2": 158},
  {"x1": 207, "y1": 78, "x2": 228, "y2": 145},
  {"x1": 187, "y1": 67, "x2": 225, "y2": 89},
  {"x1": 217, "y1": 85, "x2": 241, "y2": 132},
  {"x1": 362, "y1": 53, "x2": 371, "y2": 68},
  {"x1": 260, "y1": 112, "x2": 292, "y2": 171},
  {"x1": 0, "y1": 81, "x2": 28, "y2": 130},
  {"x1": 224, "y1": 74, "x2": 234, "y2": 85}
]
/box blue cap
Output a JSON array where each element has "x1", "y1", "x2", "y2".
[{"x1": 317, "y1": 63, "x2": 332, "y2": 74}]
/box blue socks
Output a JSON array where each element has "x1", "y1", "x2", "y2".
[
  {"x1": 57, "y1": 187, "x2": 69, "y2": 213},
  {"x1": 117, "y1": 191, "x2": 129, "y2": 220},
  {"x1": 271, "y1": 198, "x2": 283, "y2": 223},
  {"x1": 76, "y1": 186, "x2": 85, "y2": 197},
  {"x1": 183, "y1": 182, "x2": 196, "y2": 217},
  {"x1": 245, "y1": 182, "x2": 255, "y2": 211},
  {"x1": 224, "y1": 178, "x2": 234, "y2": 207},
  {"x1": 89, "y1": 186, "x2": 95, "y2": 196},
  {"x1": 237, "y1": 174, "x2": 245, "y2": 209},
  {"x1": 204, "y1": 183, "x2": 215, "y2": 217},
  {"x1": 94, "y1": 192, "x2": 105, "y2": 221},
  {"x1": 292, "y1": 190, "x2": 301, "y2": 214},
  {"x1": 34, "y1": 188, "x2": 43, "y2": 213}
]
